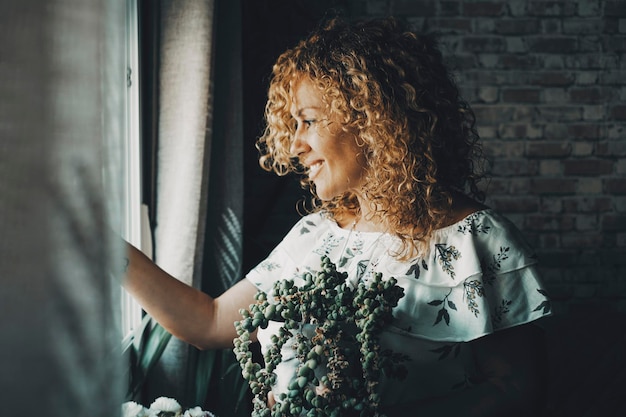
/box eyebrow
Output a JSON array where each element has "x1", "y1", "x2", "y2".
[{"x1": 292, "y1": 106, "x2": 322, "y2": 117}]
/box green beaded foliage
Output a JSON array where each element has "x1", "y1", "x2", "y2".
[{"x1": 233, "y1": 256, "x2": 408, "y2": 417}]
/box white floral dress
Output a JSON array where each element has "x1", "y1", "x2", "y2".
[{"x1": 245, "y1": 209, "x2": 552, "y2": 407}]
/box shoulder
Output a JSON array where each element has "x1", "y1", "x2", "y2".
[
  {"x1": 281, "y1": 211, "x2": 334, "y2": 243},
  {"x1": 441, "y1": 192, "x2": 489, "y2": 228},
  {"x1": 426, "y1": 208, "x2": 538, "y2": 279}
]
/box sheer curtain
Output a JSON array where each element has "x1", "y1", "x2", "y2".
[
  {"x1": 0, "y1": 1, "x2": 125, "y2": 415},
  {"x1": 144, "y1": 0, "x2": 244, "y2": 406}
]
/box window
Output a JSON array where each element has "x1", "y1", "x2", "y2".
[{"x1": 121, "y1": 0, "x2": 148, "y2": 337}]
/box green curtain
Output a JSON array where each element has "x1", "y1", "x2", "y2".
[{"x1": 0, "y1": 0, "x2": 125, "y2": 415}]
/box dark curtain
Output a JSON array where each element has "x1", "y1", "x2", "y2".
[{"x1": 140, "y1": 0, "x2": 247, "y2": 414}]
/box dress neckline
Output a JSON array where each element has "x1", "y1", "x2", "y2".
[{"x1": 327, "y1": 208, "x2": 494, "y2": 238}]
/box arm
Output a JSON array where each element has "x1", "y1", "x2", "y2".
[
  {"x1": 123, "y1": 243, "x2": 259, "y2": 350},
  {"x1": 383, "y1": 323, "x2": 547, "y2": 417}
]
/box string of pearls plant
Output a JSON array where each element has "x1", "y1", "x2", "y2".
[{"x1": 233, "y1": 255, "x2": 408, "y2": 417}]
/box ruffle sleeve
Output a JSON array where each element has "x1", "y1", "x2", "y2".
[{"x1": 385, "y1": 210, "x2": 552, "y2": 342}]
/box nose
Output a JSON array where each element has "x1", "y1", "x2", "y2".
[{"x1": 289, "y1": 124, "x2": 309, "y2": 157}]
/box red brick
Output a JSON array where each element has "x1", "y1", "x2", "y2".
[
  {"x1": 440, "y1": 1, "x2": 462, "y2": 16},
  {"x1": 575, "y1": 214, "x2": 600, "y2": 231},
  {"x1": 605, "y1": 1, "x2": 626, "y2": 17},
  {"x1": 464, "y1": 1, "x2": 506, "y2": 16},
  {"x1": 498, "y1": 54, "x2": 542, "y2": 70},
  {"x1": 577, "y1": 178, "x2": 603, "y2": 194},
  {"x1": 524, "y1": 213, "x2": 575, "y2": 231},
  {"x1": 480, "y1": 178, "x2": 509, "y2": 194},
  {"x1": 542, "y1": 18, "x2": 562, "y2": 34},
  {"x1": 564, "y1": 54, "x2": 619, "y2": 70},
  {"x1": 530, "y1": 178, "x2": 577, "y2": 195},
  {"x1": 580, "y1": 35, "x2": 604, "y2": 53},
  {"x1": 566, "y1": 124, "x2": 601, "y2": 139},
  {"x1": 604, "y1": 17, "x2": 620, "y2": 34},
  {"x1": 614, "y1": 197, "x2": 626, "y2": 212},
  {"x1": 561, "y1": 233, "x2": 605, "y2": 249},
  {"x1": 538, "y1": 233, "x2": 560, "y2": 249},
  {"x1": 502, "y1": 88, "x2": 542, "y2": 103},
  {"x1": 482, "y1": 140, "x2": 526, "y2": 157},
  {"x1": 596, "y1": 141, "x2": 626, "y2": 157},
  {"x1": 394, "y1": 0, "x2": 436, "y2": 15},
  {"x1": 494, "y1": 18, "x2": 541, "y2": 34},
  {"x1": 600, "y1": 71, "x2": 626, "y2": 85},
  {"x1": 601, "y1": 214, "x2": 626, "y2": 231},
  {"x1": 526, "y1": 142, "x2": 572, "y2": 158},
  {"x1": 490, "y1": 196, "x2": 540, "y2": 212},
  {"x1": 604, "y1": 178, "x2": 626, "y2": 194},
  {"x1": 540, "y1": 197, "x2": 564, "y2": 213},
  {"x1": 563, "y1": 159, "x2": 614, "y2": 176},
  {"x1": 609, "y1": 105, "x2": 626, "y2": 120},
  {"x1": 429, "y1": 18, "x2": 472, "y2": 33},
  {"x1": 509, "y1": 178, "x2": 532, "y2": 194},
  {"x1": 473, "y1": 105, "x2": 517, "y2": 124},
  {"x1": 529, "y1": 71, "x2": 576, "y2": 87},
  {"x1": 462, "y1": 36, "x2": 506, "y2": 52},
  {"x1": 544, "y1": 123, "x2": 569, "y2": 139},
  {"x1": 498, "y1": 123, "x2": 542, "y2": 139},
  {"x1": 527, "y1": 36, "x2": 578, "y2": 53},
  {"x1": 562, "y1": 197, "x2": 613, "y2": 213},
  {"x1": 563, "y1": 18, "x2": 605, "y2": 34},
  {"x1": 491, "y1": 159, "x2": 539, "y2": 176},
  {"x1": 568, "y1": 87, "x2": 617, "y2": 104},
  {"x1": 535, "y1": 105, "x2": 583, "y2": 122},
  {"x1": 604, "y1": 35, "x2": 626, "y2": 52},
  {"x1": 528, "y1": 1, "x2": 577, "y2": 16}
]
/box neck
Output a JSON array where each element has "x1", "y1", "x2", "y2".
[{"x1": 351, "y1": 203, "x2": 387, "y2": 233}]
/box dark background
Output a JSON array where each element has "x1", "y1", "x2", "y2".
[{"x1": 240, "y1": 2, "x2": 626, "y2": 414}]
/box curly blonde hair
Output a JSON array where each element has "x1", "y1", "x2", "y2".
[{"x1": 257, "y1": 17, "x2": 485, "y2": 257}]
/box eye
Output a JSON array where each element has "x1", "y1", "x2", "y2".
[{"x1": 293, "y1": 119, "x2": 315, "y2": 131}]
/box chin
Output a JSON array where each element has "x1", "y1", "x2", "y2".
[{"x1": 314, "y1": 189, "x2": 337, "y2": 202}]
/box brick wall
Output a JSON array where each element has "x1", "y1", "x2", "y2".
[
  {"x1": 336, "y1": 0, "x2": 625, "y2": 313},
  {"x1": 243, "y1": 0, "x2": 626, "y2": 313}
]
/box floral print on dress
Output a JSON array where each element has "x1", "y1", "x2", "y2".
[
  {"x1": 338, "y1": 235, "x2": 365, "y2": 267},
  {"x1": 492, "y1": 299, "x2": 512, "y2": 327},
  {"x1": 429, "y1": 343, "x2": 461, "y2": 360},
  {"x1": 313, "y1": 232, "x2": 343, "y2": 256},
  {"x1": 481, "y1": 246, "x2": 510, "y2": 285},
  {"x1": 247, "y1": 210, "x2": 552, "y2": 409},
  {"x1": 299, "y1": 219, "x2": 318, "y2": 235},
  {"x1": 428, "y1": 289, "x2": 458, "y2": 326},
  {"x1": 457, "y1": 213, "x2": 491, "y2": 235},
  {"x1": 463, "y1": 280, "x2": 485, "y2": 317},
  {"x1": 248, "y1": 209, "x2": 551, "y2": 342},
  {"x1": 533, "y1": 289, "x2": 552, "y2": 314},
  {"x1": 406, "y1": 259, "x2": 428, "y2": 280},
  {"x1": 434, "y1": 244, "x2": 461, "y2": 278},
  {"x1": 258, "y1": 259, "x2": 281, "y2": 272}
]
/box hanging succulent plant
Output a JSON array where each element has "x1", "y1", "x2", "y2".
[{"x1": 234, "y1": 255, "x2": 408, "y2": 417}]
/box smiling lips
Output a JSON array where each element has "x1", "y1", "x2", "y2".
[{"x1": 307, "y1": 161, "x2": 324, "y2": 179}]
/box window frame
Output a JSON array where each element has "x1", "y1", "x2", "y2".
[{"x1": 121, "y1": 0, "x2": 145, "y2": 340}]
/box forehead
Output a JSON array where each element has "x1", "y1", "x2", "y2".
[{"x1": 289, "y1": 77, "x2": 325, "y2": 115}]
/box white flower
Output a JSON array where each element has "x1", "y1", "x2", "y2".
[
  {"x1": 149, "y1": 397, "x2": 182, "y2": 414},
  {"x1": 182, "y1": 406, "x2": 215, "y2": 417},
  {"x1": 122, "y1": 401, "x2": 150, "y2": 417}
]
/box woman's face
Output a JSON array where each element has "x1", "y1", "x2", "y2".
[{"x1": 289, "y1": 77, "x2": 366, "y2": 201}]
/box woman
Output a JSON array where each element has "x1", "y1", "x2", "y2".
[{"x1": 125, "y1": 17, "x2": 551, "y2": 416}]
